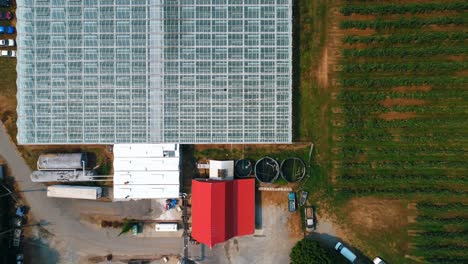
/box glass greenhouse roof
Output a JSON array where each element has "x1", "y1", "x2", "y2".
[{"x1": 16, "y1": 0, "x2": 292, "y2": 144}]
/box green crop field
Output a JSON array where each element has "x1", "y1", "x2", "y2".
[{"x1": 331, "y1": 1, "x2": 468, "y2": 263}]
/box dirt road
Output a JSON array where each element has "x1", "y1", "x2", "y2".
[{"x1": 0, "y1": 122, "x2": 183, "y2": 262}]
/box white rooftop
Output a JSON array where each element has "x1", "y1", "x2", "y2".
[
  {"x1": 113, "y1": 144, "x2": 180, "y2": 200},
  {"x1": 209, "y1": 160, "x2": 234, "y2": 180}
]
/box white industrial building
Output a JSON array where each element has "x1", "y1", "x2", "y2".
[{"x1": 113, "y1": 144, "x2": 180, "y2": 200}]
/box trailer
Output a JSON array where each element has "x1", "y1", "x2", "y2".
[
  {"x1": 37, "y1": 153, "x2": 87, "y2": 170},
  {"x1": 47, "y1": 185, "x2": 102, "y2": 200}
]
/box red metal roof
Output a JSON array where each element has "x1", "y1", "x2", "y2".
[{"x1": 191, "y1": 178, "x2": 255, "y2": 247}]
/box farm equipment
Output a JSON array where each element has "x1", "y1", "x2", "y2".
[{"x1": 165, "y1": 199, "x2": 178, "y2": 210}]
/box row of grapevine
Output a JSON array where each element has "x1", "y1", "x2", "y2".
[
  {"x1": 343, "y1": 61, "x2": 467, "y2": 73},
  {"x1": 341, "y1": 173, "x2": 466, "y2": 181},
  {"x1": 339, "y1": 90, "x2": 468, "y2": 99},
  {"x1": 343, "y1": 45, "x2": 468, "y2": 58},
  {"x1": 341, "y1": 76, "x2": 467, "y2": 88},
  {"x1": 340, "y1": 16, "x2": 466, "y2": 30},
  {"x1": 417, "y1": 202, "x2": 468, "y2": 211},
  {"x1": 339, "y1": 187, "x2": 467, "y2": 196},
  {"x1": 343, "y1": 32, "x2": 468, "y2": 45},
  {"x1": 341, "y1": 2, "x2": 467, "y2": 16}
]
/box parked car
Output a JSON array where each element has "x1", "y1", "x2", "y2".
[
  {"x1": 0, "y1": 164, "x2": 4, "y2": 181},
  {"x1": 132, "y1": 224, "x2": 138, "y2": 235},
  {"x1": 335, "y1": 242, "x2": 357, "y2": 263},
  {"x1": 16, "y1": 254, "x2": 24, "y2": 264},
  {"x1": 0, "y1": 39, "x2": 15, "y2": 46},
  {"x1": 288, "y1": 192, "x2": 296, "y2": 212},
  {"x1": 0, "y1": 0, "x2": 11, "y2": 7},
  {"x1": 0, "y1": 11, "x2": 13, "y2": 20},
  {"x1": 0, "y1": 25, "x2": 14, "y2": 34},
  {"x1": 373, "y1": 257, "x2": 387, "y2": 264},
  {"x1": 0, "y1": 50, "x2": 16, "y2": 57},
  {"x1": 304, "y1": 206, "x2": 315, "y2": 230},
  {"x1": 16, "y1": 205, "x2": 27, "y2": 217},
  {"x1": 13, "y1": 228, "x2": 21, "y2": 247}
]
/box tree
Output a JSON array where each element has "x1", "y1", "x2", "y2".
[{"x1": 290, "y1": 238, "x2": 346, "y2": 264}]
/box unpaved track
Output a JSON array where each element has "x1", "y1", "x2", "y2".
[{"x1": 0, "y1": 122, "x2": 183, "y2": 261}]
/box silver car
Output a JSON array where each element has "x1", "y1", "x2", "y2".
[
  {"x1": 0, "y1": 50, "x2": 16, "y2": 57},
  {"x1": 0, "y1": 39, "x2": 15, "y2": 47}
]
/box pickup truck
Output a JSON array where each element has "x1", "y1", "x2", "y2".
[
  {"x1": 288, "y1": 192, "x2": 296, "y2": 212},
  {"x1": 304, "y1": 206, "x2": 315, "y2": 230}
]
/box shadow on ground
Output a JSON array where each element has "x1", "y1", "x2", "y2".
[
  {"x1": 22, "y1": 237, "x2": 60, "y2": 264},
  {"x1": 307, "y1": 232, "x2": 373, "y2": 264}
]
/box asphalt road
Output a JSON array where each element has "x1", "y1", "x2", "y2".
[{"x1": 0, "y1": 122, "x2": 183, "y2": 261}]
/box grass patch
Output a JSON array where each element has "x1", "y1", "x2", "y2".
[{"x1": 293, "y1": 0, "x2": 330, "y2": 142}]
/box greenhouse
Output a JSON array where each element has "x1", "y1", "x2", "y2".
[{"x1": 16, "y1": 0, "x2": 292, "y2": 144}]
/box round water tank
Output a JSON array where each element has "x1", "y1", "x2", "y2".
[
  {"x1": 235, "y1": 159, "x2": 253, "y2": 178},
  {"x1": 254, "y1": 157, "x2": 280, "y2": 183},
  {"x1": 280, "y1": 158, "x2": 306, "y2": 183}
]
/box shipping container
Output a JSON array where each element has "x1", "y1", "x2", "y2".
[{"x1": 47, "y1": 185, "x2": 102, "y2": 200}]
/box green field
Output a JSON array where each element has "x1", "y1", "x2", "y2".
[{"x1": 332, "y1": 1, "x2": 468, "y2": 263}]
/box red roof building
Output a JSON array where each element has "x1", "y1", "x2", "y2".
[{"x1": 191, "y1": 178, "x2": 255, "y2": 247}]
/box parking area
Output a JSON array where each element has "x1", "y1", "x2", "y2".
[{"x1": 188, "y1": 190, "x2": 302, "y2": 264}]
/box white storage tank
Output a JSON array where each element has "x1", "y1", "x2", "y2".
[
  {"x1": 47, "y1": 185, "x2": 102, "y2": 200},
  {"x1": 31, "y1": 170, "x2": 97, "y2": 182}
]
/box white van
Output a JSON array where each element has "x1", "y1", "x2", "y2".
[
  {"x1": 155, "y1": 223, "x2": 178, "y2": 232},
  {"x1": 335, "y1": 242, "x2": 357, "y2": 263}
]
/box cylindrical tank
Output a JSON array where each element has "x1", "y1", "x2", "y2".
[
  {"x1": 280, "y1": 158, "x2": 306, "y2": 183},
  {"x1": 254, "y1": 157, "x2": 280, "y2": 183},
  {"x1": 235, "y1": 159, "x2": 253, "y2": 178},
  {"x1": 30, "y1": 170, "x2": 97, "y2": 182},
  {"x1": 37, "y1": 153, "x2": 87, "y2": 170}
]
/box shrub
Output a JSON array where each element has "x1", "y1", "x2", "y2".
[{"x1": 290, "y1": 239, "x2": 346, "y2": 264}]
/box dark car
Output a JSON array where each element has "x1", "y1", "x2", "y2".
[
  {"x1": 0, "y1": 11, "x2": 12, "y2": 20},
  {"x1": 16, "y1": 254, "x2": 24, "y2": 264},
  {"x1": 0, "y1": 0, "x2": 10, "y2": 7}
]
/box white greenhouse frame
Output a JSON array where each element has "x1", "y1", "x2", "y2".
[{"x1": 16, "y1": 0, "x2": 292, "y2": 144}]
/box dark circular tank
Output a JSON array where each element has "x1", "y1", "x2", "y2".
[
  {"x1": 280, "y1": 158, "x2": 306, "y2": 183},
  {"x1": 254, "y1": 157, "x2": 280, "y2": 183},
  {"x1": 235, "y1": 159, "x2": 253, "y2": 178}
]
